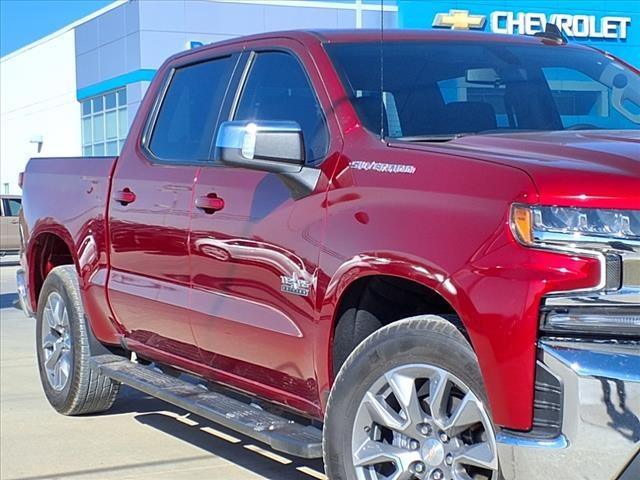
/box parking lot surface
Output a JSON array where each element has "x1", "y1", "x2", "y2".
[{"x1": 0, "y1": 264, "x2": 326, "y2": 480}]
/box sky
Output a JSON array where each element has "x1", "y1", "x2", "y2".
[{"x1": 0, "y1": 0, "x2": 113, "y2": 56}]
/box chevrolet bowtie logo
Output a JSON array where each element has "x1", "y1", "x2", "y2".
[{"x1": 433, "y1": 10, "x2": 486, "y2": 30}]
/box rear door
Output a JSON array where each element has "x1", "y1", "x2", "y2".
[
  {"x1": 189, "y1": 42, "x2": 342, "y2": 413},
  {"x1": 108, "y1": 52, "x2": 239, "y2": 362}
]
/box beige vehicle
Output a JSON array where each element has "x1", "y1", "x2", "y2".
[{"x1": 1, "y1": 195, "x2": 21, "y2": 254}]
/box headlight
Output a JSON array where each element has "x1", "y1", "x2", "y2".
[
  {"x1": 511, "y1": 204, "x2": 640, "y2": 247},
  {"x1": 512, "y1": 204, "x2": 640, "y2": 337}
]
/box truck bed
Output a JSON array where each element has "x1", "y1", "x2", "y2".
[
  {"x1": 20, "y1": 156, "x2": 118, "y2": 319},
  {"x1": 22, "y1": 156, "x2": 117, "y2": 238}
]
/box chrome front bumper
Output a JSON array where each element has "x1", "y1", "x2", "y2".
[
  {"x1": 497, "y1": 338, "x2": 640, "y2": 480},
  {"x1": 16, "y1": 268, "x2": 33, "y2": 317}
]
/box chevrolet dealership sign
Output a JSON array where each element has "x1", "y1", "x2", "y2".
[
  {"x1": 491, "y1": 12, "x2": 630, "y2": 39},
  {"x1": 432, "y1": 10, "x2": 486, "y2": 30},
  {"x1": 399, "y1": 0, "x2": 639, "y2": 66},
  {"x1": 432, "y1": 9, "x2": 630, "y2": 39}
]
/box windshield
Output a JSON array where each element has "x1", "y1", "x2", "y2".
[{"x1": 325, "y1": 41, "x2": 640, "y2": 139}]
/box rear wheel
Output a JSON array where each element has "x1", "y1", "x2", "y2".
[
  {"x1": 36, "y1": 265, "x2": 120, "y2": 415},
  {"x1": 324, "y1": 315, "x2": 500, "y2": 480}
]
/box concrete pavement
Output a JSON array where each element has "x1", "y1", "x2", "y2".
[{"x1": 0, "y1": 265, "x2": 326, "y2": 480}]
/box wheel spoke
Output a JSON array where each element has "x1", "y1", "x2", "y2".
[
  {"x1": 45, "y1": 342, "x2": 63, "y2": 372},
  {"x1": 362, "y1": 391, "x2": 406, "y2": 431},
  {"x1": 354, "y1": 438, "x2": 400, "y2": 467},
  {"x1": 52, "y1": 357, "x2": 62, "y2": 389},
  {"x1": 455, "y1": 441, "x2": 498, "y2": 471},
  {"x1": 52, "y1": 295, "x2": 62, "y2": 324},
  {"x1": 44, "y1": 305, "x2": 56, "y2": 330},
  {"x1": 353, "y1": 438, "x2": 420, "y2": 473},
  {"x1": 385, "y1": 371, "x2": 424, "y2": 428},
  {"x1": 444, "y1": 392, "x2": 484, "y2": 437},
  {"x1": 428, "y1": 370, "x2": 449, "y2": 425}
]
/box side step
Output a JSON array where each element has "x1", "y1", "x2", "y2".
[{"x1": 91, "y1": 354, "x2": 323, "y2": 459}]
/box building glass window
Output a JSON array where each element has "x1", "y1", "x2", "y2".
[{"x1": 81, "y1": 88, "x2": 128, "y2": 156}]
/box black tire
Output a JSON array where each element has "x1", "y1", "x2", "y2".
[
  {"x1": 36, "y1": 265, "x2": 120, "y2": 415},
  {"x1": 323, "y1": 315, "x2": 501, "y2": 480}
]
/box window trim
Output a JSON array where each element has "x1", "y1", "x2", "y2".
[
  {"x1": 228, "y1": 47, "x2": 330, "y2": 167},
  {"x1": 227, "y1": 51, "x2": 256, "y2": 125},
  {"x1": 141, "y1": 53, "x2": 241, "y2": 166}
]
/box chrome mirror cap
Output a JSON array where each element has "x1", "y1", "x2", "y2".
[{"x1": 214, "y1": 120, "x2": 305, "y2": 170}]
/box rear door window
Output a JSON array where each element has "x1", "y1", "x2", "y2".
[{"x1": 149, "y1": 55, "x2": 237, "y2": 162}]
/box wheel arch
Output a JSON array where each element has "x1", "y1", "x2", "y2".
[
  {"x1": 315, "y1": 256, "x2": 474, "y2": 409},
  {"x1": 27, "y1": 226, "x2": 79, "y2": 311}
]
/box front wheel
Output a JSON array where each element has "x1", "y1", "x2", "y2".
[
  {"x1": 324, "y1": 315, "x2": 500, "y2": 480},
  {"x1": 36, "y1": 265, "x2": 120, "y2": 415}
]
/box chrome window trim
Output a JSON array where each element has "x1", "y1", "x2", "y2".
[
  {"x1": 228, "y1": 50, "x2": 256, "y2": 122},
  {"x1": 140, "y1": 67, "x2": 176, "y2": 163}
]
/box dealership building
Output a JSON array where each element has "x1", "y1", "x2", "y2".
[{"x1": 1, "y1": 0, "x2": 638, "y2": 194}]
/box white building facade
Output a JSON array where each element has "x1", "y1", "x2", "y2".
[
  {"x1": 1, "y1": 28, "x2": 81, "y2": 195},
  {"x1": 0, "y1": 0, "x2": 396, "y2": 194}
]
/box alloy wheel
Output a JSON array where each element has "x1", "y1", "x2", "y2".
[
  {"x1": 41, "y1": 291, "x2": 73, "y2": 391},
  {"x1": 352, "y1": 364, "x2": 498, "y2": 480}
]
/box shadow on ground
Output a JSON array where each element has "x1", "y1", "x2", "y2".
[
  {"x1": 127, "y1": 385, "x2": 327, "y2": 480},
  {"x1": 16, "y1": 387, "x2": 326, "y2": 480},
  {"x1": 0, "y1": 292, "x2": 19, "y2": 309},
  {"x1": 135, "y1": 410, "x2": 327, "y2": 480}
]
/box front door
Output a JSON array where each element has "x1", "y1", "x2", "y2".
[
  {"x1": 108, "y1": 53, "x2": 239, "y2": 362},
  {"x1": 189, "y1": 45, "x2": 342, "y2": 414}
]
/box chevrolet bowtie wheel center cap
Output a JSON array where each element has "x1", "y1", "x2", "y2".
[{"x1": 422, "y1": 438, "x2": 445, "y2": 466}]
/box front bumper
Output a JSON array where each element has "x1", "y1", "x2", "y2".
[
  {"x1": 497, "y1": 338, "x2": 640, "y2": 480},
  {"x1": 16, "y1": 268, "x2": 33, "y2": 317}
]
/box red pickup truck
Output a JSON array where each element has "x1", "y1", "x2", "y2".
[{"x1": 17, "y1": 29, "x2": 640, "y2": 480}]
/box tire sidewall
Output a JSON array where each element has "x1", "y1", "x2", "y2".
[
  {"x1": 324, "y1": 317, "x2": 496, "y2": 480},
  {"x1": 35, "y1": 268, "x2": 84, "y2": 413}
]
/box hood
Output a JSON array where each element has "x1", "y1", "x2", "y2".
[{"x1": 410, "y1": 130, "x2": 640, "y2": 209}]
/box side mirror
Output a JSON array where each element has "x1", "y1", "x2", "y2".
[{"x1": 214, "y1": 121, "x2": 305, "y2": 173}]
